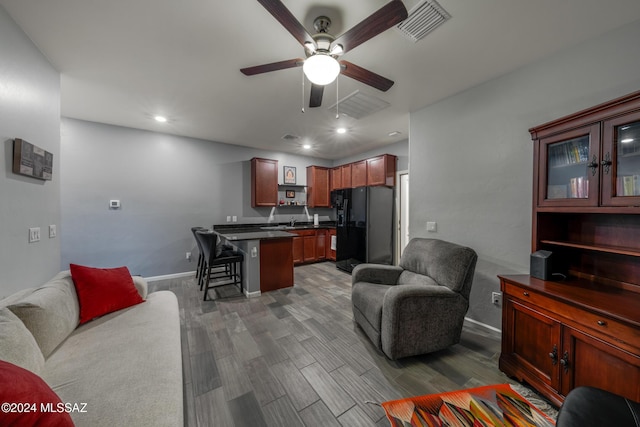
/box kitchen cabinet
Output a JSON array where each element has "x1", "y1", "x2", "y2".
[
  {"x1": 292, "y1": 234, "x2": 303, "y2": 264},
  {"x1": 341, "y1": 164, "x2": 352, "y2": 188},
  {"x1": 251, "y1": 157, "x2": 278, "y2": 207},
  {"x1": 315, "y1": 229, "x2": 326, "y2": 261},
  {"x1": 366, "y1": 154, "x2": 396, "y2": 187},
  {"x1": 499, "y1": 275, "x2": 640, "y2": 406},
  {"x1": 307, "y1": 166, "x2": 330, "y2": 207},
  {"x1": 351, "y1": 160, "x2": 367, "y2": 188},
  {"x1": 499, "y1": 90, "x2": 640, "y2": 406},
  {"x1": 303, "y1": 233, "x2": 316, "y2": 263},
  {"x1": 330, "y1": 167, "x2": 342, "y2": 191}
]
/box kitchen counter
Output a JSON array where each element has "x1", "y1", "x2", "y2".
[{"x1": 217, "y1": 230, "x2": 296, "y2": 241}]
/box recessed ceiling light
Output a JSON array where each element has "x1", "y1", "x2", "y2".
[
  {"x1": 154, "y1": 115, "x2": 167, "y2": 123},
  {"x1": 303, "y1": 144, "x2": 311, "y2": 149},
  {"x1": 388, "y1": 131, "x2": 402, "y2": 137},
  {"x1": 336, "y1": 128, "x2": 347, "y2": 134},
  {"x1": 621, "y1": 138, "x2": 634, "y2": 143}
]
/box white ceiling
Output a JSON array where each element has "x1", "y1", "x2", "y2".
[{"x1": 3, "y1": 0, "x2": 640, "y2": 159}]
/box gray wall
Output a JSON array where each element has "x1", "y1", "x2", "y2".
[
  {"x1": 0, "y1": 6, "x2": 61, "y2": 297},
  {"x1": 409, "y1": 19, "x2": 640, "y2": 329},
  {"x1": 60, "y1": 118, "x2": 333, "y2": 277}
]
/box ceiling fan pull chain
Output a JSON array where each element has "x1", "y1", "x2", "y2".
[
  {"x1": 301, "y1": 69, "x2": 305, "y2": 113},
  {"x1": 336, "y1": 75, "x2": 339, "y2": 119}
]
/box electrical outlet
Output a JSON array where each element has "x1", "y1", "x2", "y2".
[
  {"x1": 426, "y1": 221, "x2": 437, "y2": 232},
  {"x1": 186, "y1": 252, "x2": 192, "y2": 261},
  {"x1": 29, "y1": 227, "x2": 40, "y2": 243},
  {"x1": 491, "y1": 292, "x2": 502, "y2": 306},
  {"x1": 232, "y1": 216, "x2": 237, "y2": 222},
  {"x1": 49, "y1": 225, "x2": 57, "y2": 238},
  {"x1": 226, "y1": 216, "x2": 231, "y2": 222}
]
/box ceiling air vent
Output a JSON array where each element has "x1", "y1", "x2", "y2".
[
  {"x1": 281, "y1": 134, "x2": 300, "y2": 141},
  {"x1": 328, "y1": 90, "x2": 390, "y2": 120},
  {"x1": 395, "y1": 0, "x2": 451, "y2": 43}
]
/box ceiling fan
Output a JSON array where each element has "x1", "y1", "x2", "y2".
[{"x1": 240, "y1": 0, "x2": 408, "y2": 108}]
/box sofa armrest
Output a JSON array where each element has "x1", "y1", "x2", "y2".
[
  {"x1": 352, "y1": 264, "x2": 403, "y2": 286},
  {"x1": 131, "y1": 276, "x2": 148, "y2": 300}
]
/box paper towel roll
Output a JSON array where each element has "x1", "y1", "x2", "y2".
[
  {"x1": 330, "y1": 235, "x2": 337, "y2": 250},
  {"x1": 313, "y1": 214, "x2": 319, "y2": 226}
]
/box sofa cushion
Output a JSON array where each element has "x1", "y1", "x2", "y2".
[
  {"x1": 70, "y1": 264, "x2": 144, "y2": 325},
  {"x1": 43, "y1": 291, "x2": 183, "y2": 427},
  {"x1": 7, "y1": 272, "x2": 80, "y2": 358},
  {"x1": 397, "y1": 270, "x2": 439, "y2": 287},
  {"x1": 0, "y1": 308, "x2": 44, "y2": 374},
  {"x1": 0, "y1": 360, "x2": 74, "y2": 426}
]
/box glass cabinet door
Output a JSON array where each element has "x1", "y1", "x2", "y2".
[
  {"x1": 538, "y1": 125, "x2": 600, "y2": 207},
  {"x1": 602, "y1": 111, "x2": 640, "y2": 206}
]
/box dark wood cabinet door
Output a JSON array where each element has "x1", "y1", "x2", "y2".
[
  {"x1": 292, "y1": 235, "x2": 303, "y2": 265},
  {"x1": 501, "y1": 298, "x2": 561, "y2": 394},
  {"x1": 341, "y1": 164, "x2": 352, "y2": 188},
  {"x1": 316, "y1": 230, "x2": 326, "y2": 260},
  {"x1": 303, "y1": 235, "x2": 316, "y2": 262},
  {"x1": 307, "y1": 166, "x2": 330, "y2": 207},
  {"x1": 330, "y1": 167, "x2": 342, "y2": 191},
  {"x1": 561, "y1": 326, "x2": 640, "y2": 401},
  {"x1": 352, "y1": 161, "x2": 367, "y2": 188},
  {"x1": 251, "y1": 158, "x2": 277, "y2": 207}
]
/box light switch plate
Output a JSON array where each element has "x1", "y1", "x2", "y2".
[
  {"x1": 29, "y1": 227, "x2": 40, "y2": 243},
  {"x1": 49, "y1": 225, "x2": 57, "y2": 238}
]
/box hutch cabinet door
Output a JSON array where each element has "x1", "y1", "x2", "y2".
[
  {"x1": 501, "y1": 298, "x2": 561, "y2": 392},
  {"x1": 561, "y1": 326, "x2": 640, "y2": 402},
  {"x1": 601, "y1": 110, "x2": 640, "y2": 206},
  {"x1": 537, "y1": 124, "x2": 600, "y2": 207}
]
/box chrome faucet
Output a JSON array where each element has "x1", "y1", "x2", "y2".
[{"x1": 290, "y1": 217, "x2": 297, "y2": 227}]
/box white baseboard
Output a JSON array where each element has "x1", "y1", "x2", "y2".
[
  {"x1": 245, "y1": 290, "x2": 261, "y2": 298},
  {"x1": 464, "y1": 316, "x2": 502, "y2": 334},
  {"x1": 144, "y1": 271, "x2": 196, "y2": 282}
]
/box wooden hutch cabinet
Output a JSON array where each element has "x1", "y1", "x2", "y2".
[
  {"x1": 499, "y1": 91, "x2": 640, "y2": 406},
  {"x1": 251, "y1": 157, "x2": 278, "y2": 207}
]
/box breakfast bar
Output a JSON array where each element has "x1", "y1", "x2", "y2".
[{"x1": 216, "y1": 229, "x2": 295, "y2": 295}]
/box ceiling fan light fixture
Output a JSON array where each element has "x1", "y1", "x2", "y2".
[{"x1": 303, "y1": 54, "x2": 340, "y2": 86}]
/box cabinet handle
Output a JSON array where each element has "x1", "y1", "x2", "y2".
[
  {"x1": 548, "y1": 344, "x2": 558, "y2": 365},
  {"x1": 587, "y1": 155, "x2": 599, "y2": 176},
  {"x1": 597, "y1": 320, "x2": 607, "y2": 326},
  {"x1": 601, "y1": 152, "x2": 612, "y2": 175},
  {"x1": 523, "y1": 292, "x2": 529, "y2": 297},
  {"x1": 560, "y1": 351, "x2": 570, "y2": 373}
]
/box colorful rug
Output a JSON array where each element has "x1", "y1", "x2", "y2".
[{"x1": 382, "y1": 384, "x2": 556, "y2": 427}]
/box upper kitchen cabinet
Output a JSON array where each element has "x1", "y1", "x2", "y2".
[
  {"x1": 251, "y1": 157, "x2": 278, "y2": 207},
  {"x1": 307, "y1": 166, "x2": 330, "y2": 207},
  {"x1": 352, "y1": 160, "x2": 367, "y2": 188},
  {"x1": 341, "y1": 163, "x2": 352, "y2": 188},
  {"x1": 330, "y1": 167, "x2": 342, "y2": 191},
  {"x1": 367, "y1": 154, "x2": 396, "y2": 187}
]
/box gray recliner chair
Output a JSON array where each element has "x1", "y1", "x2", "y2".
[{"x1": 351, "y1": 238, "x2": 478, "y2": 360}]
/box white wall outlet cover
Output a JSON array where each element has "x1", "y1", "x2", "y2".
[
  {"x1": 226, "y1": 216, "x2": 231, "y2": 222},
  {"x1": 232, "y1": 216, "x2": 238, "y2": 222},
  {"x1": 426, "y1": 221, "x2": 437, "y2": 232},
  {"x1": 109, "y1": 200, "x2": 121, "y2": 209}
]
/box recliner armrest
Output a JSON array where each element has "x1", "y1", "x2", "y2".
[{"x1": 352, "y1": 264, "x2": 403, "y2": 286}]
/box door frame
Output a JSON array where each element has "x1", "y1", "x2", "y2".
[{"x1": 395, "y1": 169, "x2": 409, "y2": 264}]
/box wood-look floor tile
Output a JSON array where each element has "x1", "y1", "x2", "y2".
[
  {"x1": 300, "y1": 336, "x2": 345, "y2": 372},
  {"x1": 276, "y1": 334, "x2": 316, "y2": 369},
  {"x1": 243, "y1": 356, "x2": 286, "y2": 406},
  {"x1": 298, "y1": 400, "x2": 342, "y2": 427},
  {"x1": 227, "y1": 391, "x2": 268, "y2": 427},
  {"x1": 301, "y1": 363, "x2": 356, "y2": 417},
  {"x1": 261, "y1": 395, "x2": 305, "y2": 427},
  {"x1": 217, "y1": 354, "x2": 253, "y2": 401},
  {"x1": 194, "y1": 387, "x2": 234, "y2": 427},
  {"x1": 190, "y1": 351, "x2": 221, "y2": 396},
  {"x1": 330, "y1": 364, "x2": 387, "y2": 422},
  {"x1": 269, "y1": 359, "x2": 320, "y2": 411},
  {"x1": 337, "y1": 404, "x2": 380, "y2": 427}
]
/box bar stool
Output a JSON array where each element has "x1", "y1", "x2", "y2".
[
  {"x1": 196, "y1": 230, "x2": 244, "y2": 300},
  {"x1": 191, "y1": 226, "x2": 206, "y2": 282}
]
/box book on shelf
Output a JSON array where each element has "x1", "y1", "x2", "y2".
[
  {"x1": 548, "y1": 138, "x2": 589, "y2": 167},
  {"x1": 569, "y1": 176, "x2": 588, "y2": 198},
  {"x1": 617, "y1": 175, "x2": 640, "y2": 196}
]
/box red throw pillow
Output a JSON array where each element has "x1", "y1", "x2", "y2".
[
  {"x1": 70, "y1": 264, "x2": 144, "y2": 324},
  {"x1": 0, "y1": 360, "x2": 74, "y2": 426}
]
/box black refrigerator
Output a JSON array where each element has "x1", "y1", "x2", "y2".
[{"x1": 334, "y1": 186, "x2": 394, "y2": 273}]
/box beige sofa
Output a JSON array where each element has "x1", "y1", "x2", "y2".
[{"x1": 0, "y1": 271, "x2": 183, "y2": 426}]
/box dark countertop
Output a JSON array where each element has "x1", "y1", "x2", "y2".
[
  {"x1": 217, "y1": 230, "x2": 297, "y2": 241},
  {"x1": 214, "y1": 222, "x2": 335, "y2": 234}
]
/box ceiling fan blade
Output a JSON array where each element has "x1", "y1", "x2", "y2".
[
  {"x1": 241, "y1": 58, "x2": 304, "y2": 76},
  {"x1": 340, "y1": 60, "x2": 394, "y2": 92},
  {"x1": 309, "y1": 84, "x2": 324, "y2": 108},
  {"x1": 257, "y1": 0, "x2": 314, "y2": 46},
  {"x1": 333, "y1": 1, "x2": 408, "y2": 54}
]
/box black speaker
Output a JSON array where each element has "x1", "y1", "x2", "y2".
[{"x1": 530, "y1": 250, "x2": 553, "y2": 280}]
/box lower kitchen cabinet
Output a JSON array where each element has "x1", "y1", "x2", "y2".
[
  {"x1": 290, "y1": 229, "x2": 332, "y2": 265},
  {"x1": 326, "y1": 229, "x2": 336, "y2": 261},
  {"x1": 499, "y1": 275, "x2": 640, "y2": 406}
]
